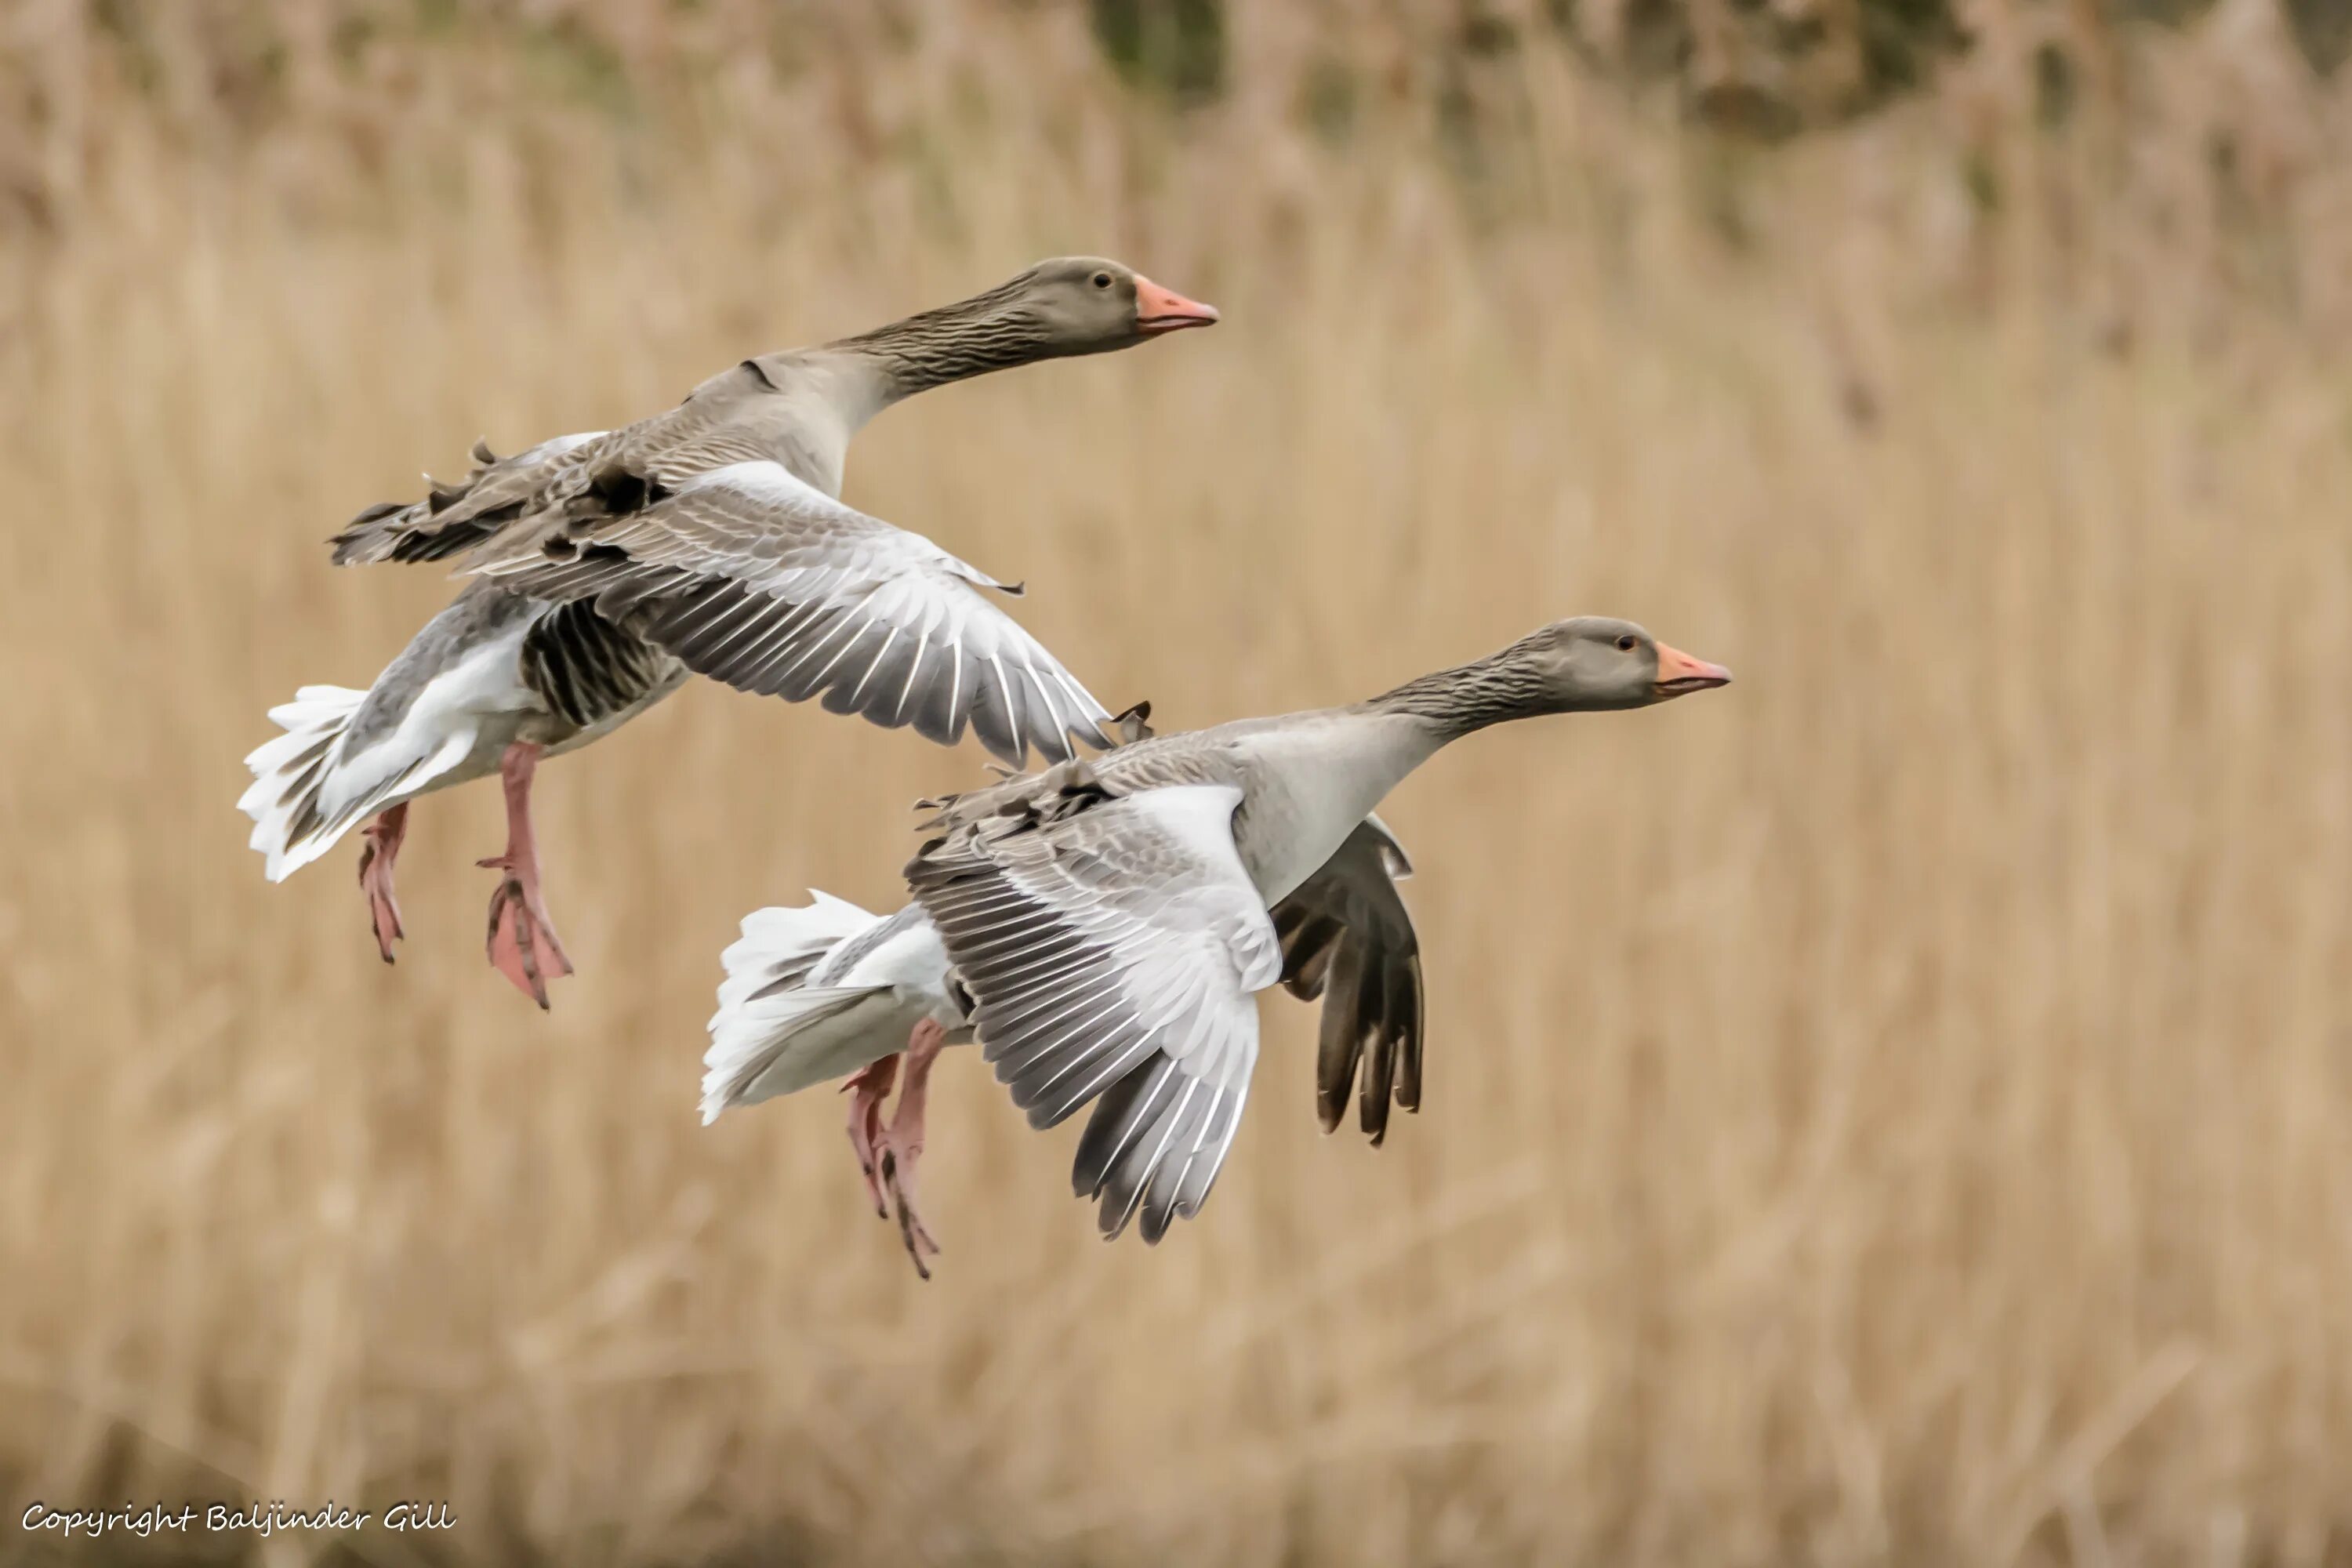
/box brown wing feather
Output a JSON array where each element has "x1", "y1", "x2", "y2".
[
  {"x1": 327, "y1": 361, "x2": 800, "y2": 567},
  {"x1": 329, "y1": 427, "x2": 621, "y2": 565},
  {"x1": 1272, "y1": 817, "x2": 1424, "y2": 1145}
]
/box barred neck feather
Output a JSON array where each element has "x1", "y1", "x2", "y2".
[
  {"x1": 1359, "y1": 635, "x2": 1555, "y2": 742},
  {"x1": 826, "y1": 278, "x2": 1058, "y2": 401}
]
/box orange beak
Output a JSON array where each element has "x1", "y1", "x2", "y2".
[
  {"x1": 1134, "y1": 275, "x2": 1220, "y2": 334},
  {"x1": 1653, "y1": 641, "x2": 1733, "y2": 698}
]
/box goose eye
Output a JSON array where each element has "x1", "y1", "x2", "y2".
[
  {"x1": 1091, "y1": 272, "x2": 1112, "y2": 289},
  {"x1": 1616, "y1": 634, "x2": 1638, "y2": 652}
]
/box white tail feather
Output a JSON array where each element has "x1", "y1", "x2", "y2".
[
  {"x1": 238, "y1": 684, "x2": 471, "y2": 882},
  {"x1": 239, "y1": 686, "x2": 368, "y2": 882},
  {"x1": 702, "y1": 893, "x2": 894, "y2": 1124}
]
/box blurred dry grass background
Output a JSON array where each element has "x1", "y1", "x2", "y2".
[{"x1": 2, "y1": 2, "x2": 2350, "y2": 1563}]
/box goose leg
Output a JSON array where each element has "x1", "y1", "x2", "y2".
[
  {"x1": 878, "y1": 1018, "x2": 946, "y2": 1279},
  {"x1": 356, "y1": 803, "x2": 409, "y2": 963},
  {"x1": 842, "y1": 1053, "x2": 898, "y2": 1218},
  {"x1": 477, "y1": 742, "x2": 574, "y2": 1008}
]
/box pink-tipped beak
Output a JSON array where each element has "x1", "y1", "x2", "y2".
[
  {"x1": 1134, "y1": 275, "x2": 1220, "y2": 333},
  {"x1": 1653, "y1": 641, "x2": 1733, "y2": 696}
]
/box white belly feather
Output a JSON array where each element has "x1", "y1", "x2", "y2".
[
  {"x1": 1231, "y1": 714, "x2": 1439, "y2": 903},
  {"x1": 318, "y1": 620, "x2": 540, "y2": 824}
]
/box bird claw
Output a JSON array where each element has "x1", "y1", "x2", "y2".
[
  {"x1": 481, "y1": 859, "x2": 573, "y2": 1009},
  {"x1": 880, "y1": 1145, "x2": 942, "y2": 1280},
  {"x1": 356, "y1": 808, "x2": 408, "y2": 964},
  {"x1": 843, "y1": 1059, "x2": 898, "y2": 1218},
  {"x1": 358, "y1": 842, "x2": 405, "y2": 964},
  {"x1": 840, "y1": 1021, "x2": 946, "y2": 1279}
]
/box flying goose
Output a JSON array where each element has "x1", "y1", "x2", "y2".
[
  {"x1": 701, "y1": 618, "x2": 1730, "y2": 1272},
  {"x1": 241, "y1": 260, "x2": 1218, "y2": 1007}
]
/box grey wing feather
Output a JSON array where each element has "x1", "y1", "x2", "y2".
[
  {"x1": 907, "y1": 782, "x2": 1276, "y2": 1243},
  {"x1": 909, "y1": 848, "x2": 1165, "y2": 1131},
  {"x1": 1075, "y1": 1055, "x2": 1250, "y2": 1243},
  {"x1": 474, "y1": 465, "x2": 1112, "y2": 768}
]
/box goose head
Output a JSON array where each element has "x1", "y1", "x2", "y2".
[
  {"x1": 1367, "y1": 617, "x2": 1730, "y2": 739},
  {"x1": 1512, "y1": 616, "x2": 1733, "y2": 712},
  {"x1": 1011, "y1": 256, "x2": 1220, "y2": 353}
]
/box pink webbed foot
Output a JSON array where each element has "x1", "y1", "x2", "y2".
[
  {"x1": 477, "y1": 741, "x2": 574, "y2": 1009},
  {"x1": 479, "y1": 857, "x2": 575, "y2": 1009},
  {"x1": 356, "y1": 804, "x2": 409, "y2": 964},
  {"x1": 877, "y1": 1018, "x2": 947, "y2": 1279},
  {"x1": 842, "y1": 1054, "x2": 899, "y2": 1218}
]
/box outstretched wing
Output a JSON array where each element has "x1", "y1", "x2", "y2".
[
  {"x1": 1271, "y1": 815, "x2": 1424, "y2": 1144},
  {"x1": 332, "y1": 432, "x2": 611, "y2": 566},
  {"x1": 326, "y1": 361, "x2": 811, "y2": 566},
  {"x1": 908, "y1": 783, "x2": 1283, "y2": 1242},
  {"x1": 467, "y1": 459, "x2": 1114, "y2": 768}
]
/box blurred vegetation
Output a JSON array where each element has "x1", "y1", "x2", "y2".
[
  {"x1": 3, "y1": 0, "x2": 2334, "y2": 351},
  {"x1": 3, "y1": 0, "x2": 2346, "y2": 221},
  {"x1": 2, "y1": 3, "x2": 2350, "y2": 1564}
]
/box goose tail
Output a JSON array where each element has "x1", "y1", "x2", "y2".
[
  {"x1": 238, "y1": 686, "x2": 372, "y2": 882},
  {"x1": 702, "y1": 894, "x2": 898, "y2": 1123}
]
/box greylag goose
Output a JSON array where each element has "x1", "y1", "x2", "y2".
[
  {"x1": 241, "y1": 259, "x2": 1217, "y2": 1007},
  {"x1": 702, "y1": 618, "x2": 1730, "y2": 1272}
]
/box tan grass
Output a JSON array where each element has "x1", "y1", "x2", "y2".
[{"x1": 1, "y1": 5, "x2": 2349, "y2": 1564}]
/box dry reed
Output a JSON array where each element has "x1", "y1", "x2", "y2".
[{"x1": 1, "y1": 4, "x2": 2348, "y2": 1564}]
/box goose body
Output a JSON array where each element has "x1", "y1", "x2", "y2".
[
  {"x1": 712, "y1": 617, "x2": 1732, "y2": 1269},
  {"x1": 703, "y1": 814, "x2": 1421, "y2": 1125},
  {"x1": 702, "y1": 898, "x2": 969, "y2": 1120},
  {"x1": 904, "y1": 619, "x2": 1729, "y2": 1245},
  {"x1": 241, "y1": 583, "x2": 686, "y2": 881},
  {"x1": 240, "y1": 259, "x2": 1218, "y2": 1004}
]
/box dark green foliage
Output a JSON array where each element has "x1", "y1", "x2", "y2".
[
  {"x1": 1089, "y1": 0, "x2": 1227, "y2": 104},
  {"x1": 1575, "y1": 0, "x2": 1969, "y2": 134},
  {"x1": 1853, "y1": 0, "x2": 1969, "y2": 103},
  {"x1": 1620, "y1": 0, "x2": 1697, "y2": 82},
  {"x1": 1693, "y1": 82, "x2": 1805, "y2": 141},
  {"x1": 1459, "y1": 4, "x2": 1523, "y2": 59},
  {"x1": 2118, "y1": 0, "x2": 2217, "y2": 21},
  {"x1": 2034, "y1": 42, "x2": 2075, "y2": 128},
  {"x1": 2284, "y1": 0, "x2": 2352, "y2": 74},
  {"x1": 1298, "y1": 56, "x2": 1358, "y2": 144}
]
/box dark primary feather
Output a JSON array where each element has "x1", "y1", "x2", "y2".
[
  {"x1": 1074, "y1": 1055, "x2": 1245, "y2": 1243},
  {"x1": 517, "y1": 598, "x2": 677, "y2": 730},
  {"x1": 914, "y1": 839, "x2": 1239, "y2": 1242},
  {"x1": 1271, "y1": 817, "x2": 1424, "y2": 1145}
]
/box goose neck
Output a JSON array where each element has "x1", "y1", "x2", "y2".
[
  {"x1": 1359, "y1": 651, "x2": 1553, "y2": 744},
  {"x1": 824, "y1": 284, "x2": 1055, "y2": 405}
]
